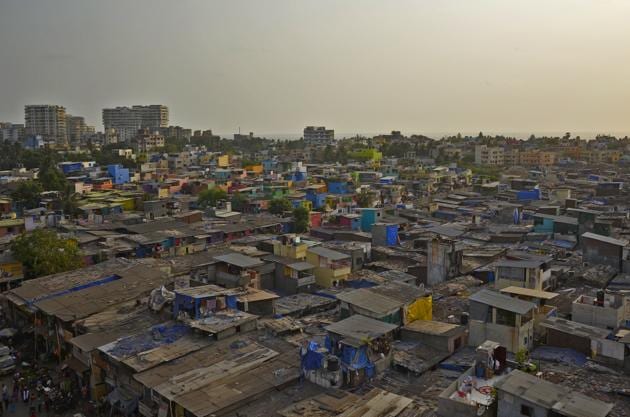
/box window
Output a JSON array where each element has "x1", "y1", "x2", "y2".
[
  {"x1": 496, "y1": 308, "x2": 517, "y2": 326},
  {"x1": 521, "y1": 404, "x2": 534, "y2": 416}
]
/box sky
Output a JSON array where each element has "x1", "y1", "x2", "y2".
[{"x1": 1, "y1": 0, "x2": 630, "y2": 138}]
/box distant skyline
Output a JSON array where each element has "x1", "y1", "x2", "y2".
[{"x1": 2, "y1": 0, "x2": 630, "y2": 136}]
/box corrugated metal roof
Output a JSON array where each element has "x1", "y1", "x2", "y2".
[
  {"x1": 539, "y1": 317, "x2": 611, "y2": 340},
  {"x1": 336, "y1": 289, "x2": 402, "y2": 314},
  {"x1": 213, "y1": 253, "x2": 264, "y2": 268},
  {"x1": 495, "y1": 259, "x2": 545, "y2": 269},
  {"x1": 581, "y1": 232, "x2": 628, "y2": 247},
  {"x1": 307, "y1": 245, "x2": 350, "y2": 261},
  {"x1": 495, "y1": 370, "x2": 613, "y2": 417},
  {"x1": 469, "y1": 289, "x2": 535, "y2": 314},
  {"x1": 325, "y1": 314, "x2": 398, "y2": 341},
  {"x1": 500, "y1": 286, "x2": 559, "y2": 300}
]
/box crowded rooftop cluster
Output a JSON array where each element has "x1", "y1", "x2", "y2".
[{"x1": 0, "y1": 108, "x2": 629, "y2": 416}]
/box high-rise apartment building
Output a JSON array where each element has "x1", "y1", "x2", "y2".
[
  {"x1": 135, "y1": 128, "x2": 165, "y2": 152},
  {"x1": 0, "y1": 123, "x2": 25, "y2": 143},
  {"x1": 25, "y1": 105, "x2": 67, "y2": 146},
  {"x1": 102, "y1": 105, "x2": 169, "y2": 142},
  {"x1": 66, "y1": 115, "x2": 94, "y2": 146},
  {"x1": 304, "y1": 126, "x2": 334, "y2": 145}
]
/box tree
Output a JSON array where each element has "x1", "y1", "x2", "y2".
[
  {"x1": 197, "y1": 188, "x2": 227, "y2": 208},
  {"x1": 61, "y1": 183, "x2": 81, "y2": 217},
  {"x1": 322, "y1": 145, "x2": 335, "y2": 163},
  {"x1": 230, "y1": 193, "x2": 250, "y2": 212},
  {"x1": 11, "y1": 229, "x2": 84, "y2": 279},
  {"x1": 269, "y1": 198, "x2": 292, "y2": 215},
  {"x1": 292, "y1": 206, "x2": 310, "y2": 233},
  {"x1": 38, "y1": 154, "x2": 67, "y2": 191},
  {"x1": 11, "y1": 180, "x2": 43, "y2": 210},
  {"x1": 355, "y1": 188, "x2": 373, "y2": 208}
]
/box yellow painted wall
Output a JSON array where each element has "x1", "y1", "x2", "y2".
[{"x1": 217, "y1": 154, "x2": 230, "y2": 168}]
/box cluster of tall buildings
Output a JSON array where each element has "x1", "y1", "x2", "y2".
[
  {"x1": 22, "y1": 104, "x2": 95, "y2": 147},
  {"x1": 102, "y1": 105, "x2": 169, "y2": 142},
  {"x1": 13, "y1": 104, "x2": 170, "y2": 148}
]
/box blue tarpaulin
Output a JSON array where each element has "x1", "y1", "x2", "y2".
[
  {"x1": 516, "y1": 189, "x2": 540, "y2": 201},
  {"x1": 107, "y1": 323, "x2": 189, "y2": 359},
  {"x1": 301, "y1": 341, "x2": 324, "y2": 370},
  {"x1": 530, "y1": 346, "x2": 586, "y2": 366},
  {"x1": 29, "y1": 274, "x2": 122, "y2": 306},
  {"x1": 346, "y1": 279, "x2": 378, "y2": 289},
  {"x1": 342, "y1": 345, "x2": 370, "y2": 370},
  {"x1": 226, "y1": 295, "x2": 237, "y2": 309}
]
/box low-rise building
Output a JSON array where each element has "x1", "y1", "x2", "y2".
[
  {"x1": 495, "y1": 369, "x2": 613, "y2": 417},
  {"x1": 306, "y1": 245, "x2": 351, "y2": 287},
  {"x1": 572, "y1": 292, "x2": 626, "y2": 330},
  {"x1": 468, "y1": 289, "x2": 535, "y2": 353}
]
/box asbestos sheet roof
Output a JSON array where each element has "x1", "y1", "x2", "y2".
[
  {"x1": 336, "y1": 289, "x2": 402, "y2": 315},
  {"x1": 175, "y1": 284, "x2": 239, "y2": 299},
  {"x1": 499, "y1": 286, "x2": 559, "y2": 300},
  {"x1": 494, "y1": 370, "x2": 613, "y2": 417},
  {"x1": 213, "y1": 253, "x2": 264, "y2": 268},
  {"x1": 581, "y1": 232, "x2": 629, "y2": 247},
  {"x1": 469, "y1": 289, "x2": 535, "y2": 315},
  {"x1": 307, "y1": 245, "x2": 350, "y2": 261},
  {"x1": 540, "y1": 317, "x2": 611, "y2": 340},
  {"x1": 495, "y1": 259, "x2": 545, "y2": 269},
  {"x1": 403, "y1": 320, "x2": 464, "y2": 337},
  {"x1": 325, "y1": 314, "x2": 398, "y2": 342}
]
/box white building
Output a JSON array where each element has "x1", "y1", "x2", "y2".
[
  {"x1": 102, "y1": 105, "x2": 169, "y2": 142},
  {"x1": 304, "y1": 126, "x2": 334, "y2": 145},
  {"x1": 474, "y1": 144, "x2": 504, "y2": 166},
  {"x1": 25, "y1": 105, "x2": 67, "y2": 146}
]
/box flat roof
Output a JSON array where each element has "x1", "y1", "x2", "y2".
[
  {"x1": 495, "y1": 370, "x2": 613, "y2": 417},
  {"x1": 325, "y1": 314, "x2": 398, "y2": 342},
  {"x1": 500, "y1": 286, "x2": 559, "y2": 300},
  {"x1": 213, "y1": 253, "x2": 264, "y2": 268},
  {"x1": 469, "y1": 289, "x2": 535, "y2": 315},
  {"x1": 307, "y1": 245, "x2": 350, "y2": 261},
  {"x1": 403, "y1": 320, "x2": 463, "y2": 337},
  {"x1": 288, "y1": 261, "x2": 315, "y2": 271},
  {"x1": 175, "y1": 284, "x2": 239, "y2": 299},
  {"x1": 581, "y1": 232, "x2": 628, "y2": 247},
  {"x1": 237, "y1": 288, "x2": 280, "y2": 303},
  {"x1": 495, "y1": 259, "x2": 546, "y2": 269},
  {"x1": 336, "y1": 289, "x2": 402, "y2": 315},
  {"x1": 532, "y1": 213, "x2": 579, "y2": 225},
  {"x1": 540, "y1": 317, "x2": 611, "y2": 340}
]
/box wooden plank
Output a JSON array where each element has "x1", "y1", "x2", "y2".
[
  {"x1": 338, "y1": 389, "x2": 413, "y2": 417},
  {"x1": 154, "y1": 347, "x2": 278, "y2": 400}
]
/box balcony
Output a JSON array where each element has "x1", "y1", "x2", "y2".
[{"x1": 296, "y1": 274, "x2": 316, "y2": 286}]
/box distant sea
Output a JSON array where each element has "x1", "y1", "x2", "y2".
[{"x1": 215, "y1": 131, "x2": 630, "y2": 141}]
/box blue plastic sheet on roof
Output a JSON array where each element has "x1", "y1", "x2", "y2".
[
  {"x1": 530, "y1": 346, "x2": 586, "y2": 366},
  {"x1": 29, "y1": 274, "x2": 122, "y2": 306},
  {"x1": 549, "y1": 240, "x2": 575, "y2": 249},
  {"x1": 346, "y1": 279, "x2": 378, "y2": 289},
  {"x1": 107, "y1": 323, "x2": 189, "y2": 359}
]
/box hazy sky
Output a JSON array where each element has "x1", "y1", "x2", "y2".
[{"x1": 1, "y1": 0, "x2": 630, "y2": 137}]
